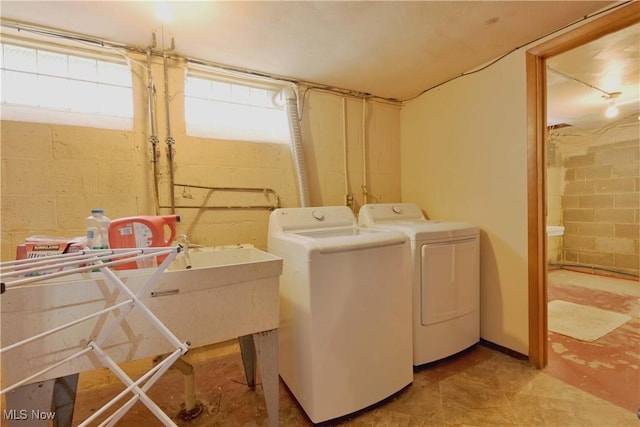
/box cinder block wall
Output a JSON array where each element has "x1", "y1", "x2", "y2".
[
  {"x1": 0, "y1": 47, "x2": 402, "y2": 261},
  {"x1": 547, "y1": 163, "x2": 563, "y2": 263},
  {"x1": 562, "y1": 138, "x2": 639, "y2": 276}
]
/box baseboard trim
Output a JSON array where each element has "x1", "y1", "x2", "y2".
[{"x1": 480, "y1": 338, "x2": 528, "y2": 361}]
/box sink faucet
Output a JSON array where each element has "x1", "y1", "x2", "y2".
[
  {"x1": 178, "y1": 234, "x2": 190, "y2": 247},
  {"x1": 177, "y1": 235, "x2": 192, "y2": 269},
  {"x1": 178, "y1": 234, "x2": 205, "y2": 249}
]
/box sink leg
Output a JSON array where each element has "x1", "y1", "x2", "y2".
[
  {"x1": 4, "y1": 380, "x2": 55, "y2": 427},
  {"x1": 238, "y1": 334, "x2": 257, "y2": 389},
  {"x1": 53, "y1": 374, "x2": 79, "y2": 427},
  {"x1": 253, "y1": 329, "x2": 279, "y2": 427},
  {"x1": 3, "y1": 374, "x2": 78, "y2": 427}
]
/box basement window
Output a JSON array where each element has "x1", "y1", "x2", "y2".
[
  {"x1": 0, "y1": 42, "x2": 133, "y2": 129},
  {"x1": 184, "y1": 71, "x2": 290, "y2": 144}
]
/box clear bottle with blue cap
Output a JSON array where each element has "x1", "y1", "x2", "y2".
[{"x1": 86, "y1": 209, "x2": 111, "y2": 249}]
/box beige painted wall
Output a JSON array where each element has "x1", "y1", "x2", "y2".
[
  {"x1": 401, "y1": 52, "x2": 530, "y2": 354},
  {"x1": 0, "y1": 50, "x2": 402, "y2": 260},
  {"x1": 300, "y1": 90, "x2": 401, "y2": 209}
]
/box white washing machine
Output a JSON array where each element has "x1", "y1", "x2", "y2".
[
  {"x1": 359, "y1": 203, "x2": 480, "y2": 366},
  {"x1": 268, "y1": 206, "x2": 412, "y2": 423}
]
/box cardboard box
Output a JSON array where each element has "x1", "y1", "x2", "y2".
[{"x1": 16, "y1": 237, "x2": 84, "y2": 260}]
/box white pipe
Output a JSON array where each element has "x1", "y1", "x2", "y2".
[
  {"x1": 284, "y1": 87, "x2": 310, "y2": 207},
  {"x1": 161, "y1": 26, "x2": 176, "y2": 214},
  {"x1": 361, "y1": 97, "x2": 368, "y2": 204}
]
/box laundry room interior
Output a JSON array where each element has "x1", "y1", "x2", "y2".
[{"x1": 0, "y1": 1, "x2": 638, "y2": 426}]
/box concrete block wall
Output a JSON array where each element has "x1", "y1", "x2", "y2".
[
  {"x1": 0, "y1": 47, "x2": 402, "y2": 260},
  {"x1": 547, "y1": 164, "x2": 563, "y2": 263},
  {"x1": 561, "y1": 139, "x2": 639, "y2": 276},
  {"x1": 1, "y1": 121, "x2": 154, "y2": 257}
]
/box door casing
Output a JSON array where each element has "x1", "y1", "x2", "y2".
[{"x1": 526, "y1": 2, "x2": 640, "y2": 368}]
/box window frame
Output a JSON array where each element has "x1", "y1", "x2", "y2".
[{"x1": 184, "y1": 68, "x2": 292, "y2": 144}]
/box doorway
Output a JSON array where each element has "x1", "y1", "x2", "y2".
[{"x1": 525, "y1": 2, "x2": 640, "y2": 369}]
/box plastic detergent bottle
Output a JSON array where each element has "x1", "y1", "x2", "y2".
[
  {"x1": 108, "y1": 215, "x2": 181, "y2": 269},
  {"x1": 86, "y1": 209, "x2": 110, "y2": 249}
]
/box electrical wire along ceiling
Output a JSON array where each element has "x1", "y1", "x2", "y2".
[{"x1": 0, "y1": 1, "x2": 627, "y2": 101}]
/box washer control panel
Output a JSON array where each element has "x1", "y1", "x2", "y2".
[{"x1": 359, "y1": 203, "x2": 425, "y2": 223}]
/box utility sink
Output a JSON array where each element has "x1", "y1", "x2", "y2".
[
  {"x1": 546, "y1": 225, "x2": 565, "y2": 237},
  {"x1": 2, "y1": 246, "x2": 283, "y2": 385},
  {"x1": 2, "y1": 246, "x2": 283, "y2": 426},
  {"x1": 164, "y1": 246, "x2": 283, "y2": 292}
]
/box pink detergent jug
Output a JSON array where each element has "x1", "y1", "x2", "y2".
[{"x1": 109, "y1": 215, "x2": 180, "y2": 270}]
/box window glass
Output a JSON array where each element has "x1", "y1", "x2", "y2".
[
  {"x1": 3, "y1": 44, "x2": 36, "y2": 71},
  {"x1": 1, "y1": 42, "x2": 133, "y2": 129},
  {"x1": 185, "y1": 73, "x2": 290, "y2": 144}
]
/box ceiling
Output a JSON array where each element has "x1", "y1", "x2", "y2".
[
  {"x1": 547, "y1": 22, "x2": 640, "y2": 130},
  {"x1": 1, "y1": 1, "x2": 638, "y2": 129}
]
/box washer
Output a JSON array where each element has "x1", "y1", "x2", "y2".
[
  {"x1": 358, "y1": 203, "x2": 480, "y2": 366},
  {"x1": 268, "y1": 206, "x2": 412, "y2": 423}
]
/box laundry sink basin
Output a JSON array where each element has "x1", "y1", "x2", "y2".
[
  {"x1": 165, "y1": 246, "x2": 283, "y2": 291},
  {"x1": 1, "y1": 246, "x2": 282, "y2": 385},
  {"x1": 2, "y1": 246, "x2": 284, "y2": 426}
]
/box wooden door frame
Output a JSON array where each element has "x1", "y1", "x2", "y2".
[{"x1": 526, "y1": 2, "x2": 640, "y2": 368}]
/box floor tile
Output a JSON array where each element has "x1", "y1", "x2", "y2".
[{"x1": 67, "y1": 270, "x2": 638, "y2": 426}]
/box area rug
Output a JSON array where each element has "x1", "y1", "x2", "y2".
[{"x1": 548, "y1": 300, "x2": 632, "y2": 342}]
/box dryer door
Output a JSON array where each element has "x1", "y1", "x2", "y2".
[{"x1": 420, "y1": 237, "x2": 479, "y2": 326}]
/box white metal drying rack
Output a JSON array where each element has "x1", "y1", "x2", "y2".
[{"x1": 0, "y1": 246, "x2": 189, "y2": 426}]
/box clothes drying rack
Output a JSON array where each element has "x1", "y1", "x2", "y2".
[{"x1": 0, "y1": 246, "x2": 189, "y2": 426}]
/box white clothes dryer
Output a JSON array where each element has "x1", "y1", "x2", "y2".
[
  {"x1": 268, "y1": 206, "x2": 412, "y2": 423},
  {"x1": 359, "y1": 203, "x2": 480, "y2": 366}
]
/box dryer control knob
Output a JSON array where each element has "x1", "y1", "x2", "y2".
[
  {"x1": 392, "y1": 206, "x2": 402, "y2": 214},
  {"x1": 312, "y1": 211, "x2": 325, "y2": 221}
]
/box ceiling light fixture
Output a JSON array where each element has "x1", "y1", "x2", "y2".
[
  {"x1": 155, "y1": 2, "x2": 173, "y2": 23},
  {"x1": 547, "y1": 66, "x2": 623, "y2": 120},
  {"x1": 604, "y1": 92, "x2": 621, "y2": 118}
]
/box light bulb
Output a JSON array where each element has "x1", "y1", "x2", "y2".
[
  {"x1": 156, "y1": 2, "x2": 173, "y2": 22},
  {"x1": 605, "y1": 101, "x2": 618, "y2": 118},
  {"x1": 603, "y1": 92, "x2": 621, "y2": 119}
]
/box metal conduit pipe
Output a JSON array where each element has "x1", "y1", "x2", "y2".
[
  {"x1": 159, "y1": 183, "x2": 281, "y2": 211},
  {"x1": 361, "y1": 97, "x2": 368, "y2": 205},
  {"x1": 146, "y1": 43, "x2": 161, "y2": 215},
  {"x1": 342, "y1": 97, "x2": 351, "y2": 208},
  {"x1": 284, "y1": 87, "x2": 310, "y2": 207},
  {"x1": 162, "y1": 32, "x2": 176, "y2": 214}
]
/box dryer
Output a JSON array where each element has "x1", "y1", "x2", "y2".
[
  {"x1": 359, "y1": 203, "x2": 480, "y2": 365},
  {"x1": 268, "y1": 206, "x2": 412, "y2": 423}
]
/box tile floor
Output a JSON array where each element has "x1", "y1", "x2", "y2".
[
  {"x1": 71, "y1": 344, "x2": 635, "y2": 426},
  {"x1": 69, "y1": 269, "x2": 638, "y2": 426}
]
